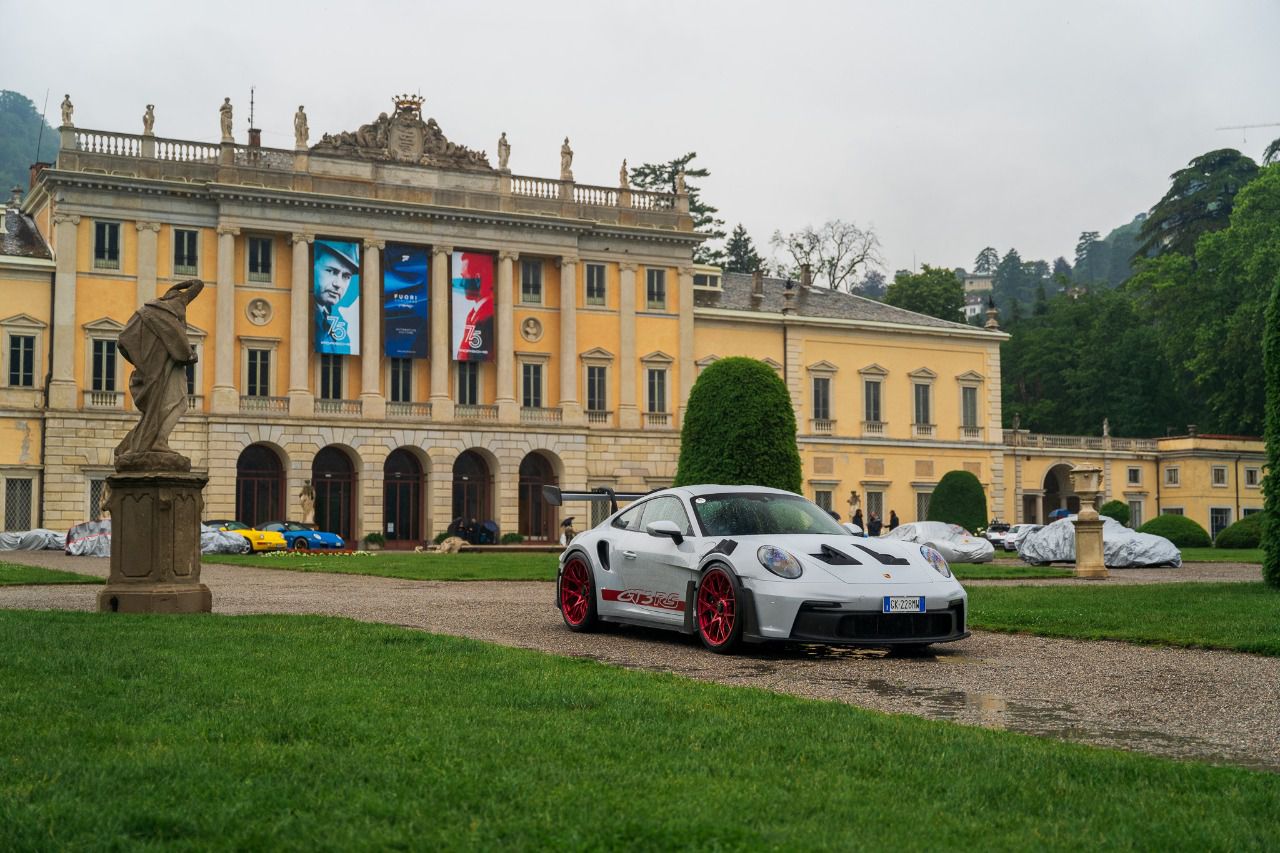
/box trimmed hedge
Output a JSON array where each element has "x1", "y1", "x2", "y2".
[
  {"x1": 926, "y1": 470, "x2": 987, "y2": 534},
  {"x1": 499, "y1": 532, "x2": 524, "y2": 545},
  {"x1": 1215, "y1": 513, "x2": 1263, "y2": 549},
  {"x1": 1138, "y1": 514, "x2": 1212, "y2": 548},
  {"x1": 1099, "y1": 500, "x2": 1130, "y2": 526},
  {"x1": 1266, "y1": 268, "x2": 1280, "y2": 587},
  {"x1": 674, "y1": 357, "x2": 802, "y2": 492}
]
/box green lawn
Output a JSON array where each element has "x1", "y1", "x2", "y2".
[
  {"x1": 0, "y1": 560, "x2": 102, "y2": 586},
  {"x1": 1181, "y1": 547, "x2": 1263, "y2": 563},
  {"x1": 204, "y1": 550, "x2": 558, "y2": 581},
  {"x1": 969, "y1": 582, "x2": 1280, "y2": 656},
  {"x1": 951, "y1": 563, "x2": 1074, "y2": 580},
  {"x1": 0, "y1": 611, "x2": 1276, "y2": 850}
]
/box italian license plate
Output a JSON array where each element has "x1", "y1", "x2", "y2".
[{"x1": 883, "y1": 596, "x2": 925, "y2": 613}]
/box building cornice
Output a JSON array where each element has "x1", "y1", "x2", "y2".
[{"x1": 694, "y1": 306, "x2": 1012, "y2": 341}]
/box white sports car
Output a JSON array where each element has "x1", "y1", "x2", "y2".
[
  {"x1": 552, "y1": 485, "x2": 969, "y2": 654},
  {"x1": 880, "y1": 521, "x2": 996, "y2": 564}
]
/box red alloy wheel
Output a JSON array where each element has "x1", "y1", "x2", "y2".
[
  {"x1": 697, "y1": 567, "x2": 737, "y2": 648},
  {"x1": 560, "y1": 556, "x2": 592, "y2": 627}
]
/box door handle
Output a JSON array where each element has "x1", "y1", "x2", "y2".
[{"x1": 621, "y1": 550, "x2": 638, "y2": 560}]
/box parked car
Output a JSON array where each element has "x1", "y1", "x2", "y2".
[
  {"x1": 1002, "y1": 523, "x2": 1043, "y2": 552},
  {"x1": 200, "y1": 524, "x2": 252, "y2": 555},
  {"x1": 205, "y1": 519, "x2": 287, "y2": 552},
  {"x1": 879, "y1": 521, "x2": 996, "y2": 564},
  {"x1": 555, "y1": 484, "x2": 969, "y2": 653},
  {"x1": 1019, "y1": 516, "x2": 1181, "y2": 567},
  {"x1": 258, "y1": 521, "x2": 346, "y2": 551},
  {"x1": 983, "y1": 521, "x2": 1011, "y2": 547}
]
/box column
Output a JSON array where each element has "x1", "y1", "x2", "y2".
[
  {"x1": 210, "y1": 225, "x2": 239, "y2": 413},
  {"x1": 558, "y1": 255, "x2": 582, "y2": 425},
  {"x1": 135, "y1": 222, "x2": 161, "y2": 308},
  {"x1": 360, "y1": 239, "x2": 386, "y2": 419},
  {"x1": 48, "y1": 213, "x2": 81, "y2": 409},
  {"x1": 288, "y1": 233, "x2": 314, "y2": 417},
  {"x1": 429, "y1": 245, "x2": 454, "y2": 420},
  {"x1": 496, "y1": 251, "x2": 518, "y2": 422},
  {"x1": 677, "y1": 264, "x2": 695, "y2": 426},
  {"x1": 618, "y1": 263, "x2": 639, "y2": 428}
]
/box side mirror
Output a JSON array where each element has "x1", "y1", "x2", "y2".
[{"x1": 644, "y1": 519, "x2": 684, "y2": 545}]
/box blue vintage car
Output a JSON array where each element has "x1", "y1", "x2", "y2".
[{"x1": 258, "y1": 521, "x2": 346, "y2": 551}]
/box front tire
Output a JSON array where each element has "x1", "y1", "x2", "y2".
[
  {"x1": 292, "y1": 538, "x2": 309, "y2": 551},
  {"x1": 558, "y1": 554, "x2": 598, "y2": 631},
  {"x1": 696, "y1": 565, "x2": 744, "y2": 653}
]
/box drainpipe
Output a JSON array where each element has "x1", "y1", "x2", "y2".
[
  {"x1": 39, "y1": 264, "x2": 55, "y2": 528},
  {"x1": 1234, "y1": 455, "x2": 1242, "y2": 525}
]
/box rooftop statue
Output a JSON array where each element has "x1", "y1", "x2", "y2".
[
  {"x1": 143, "y1": 104, "x2": 155, "y2": 135},
  {"x1": 560, "y1": 137, "x2": 573, "y2": 180},
  {"x1": 114, "y1": 279, "x2": 204, "y2": 472},
  {"x1": 497, "y1": 132, "x2": 510, "y2": 170},
  {"x1": 294, "y1": 105, "x2": 309, "y2": 149},
  {"x1": 219, "y1": 98, "x2": 233, "y2": 142},
  {"x1": 61, "y1": 95, "x2": 73, "y2": 127}
]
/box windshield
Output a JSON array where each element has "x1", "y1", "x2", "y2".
[
  {"x1": 283, "y1": 522, "x2": 312, "y2": 531},
  {"x1": 692, "y1": 493, "x2": 848, "y2": 537},
  {"x1": 223, "y1": 521, "x2": 249, "y2": 530}
]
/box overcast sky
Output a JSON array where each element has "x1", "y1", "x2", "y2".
[{"x1": 5, "y1": 0, "x2": 1277, "y2": 274}]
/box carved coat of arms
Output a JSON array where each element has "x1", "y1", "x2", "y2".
[{"x1": 312, "y1": 94, "x2": 493, "y2": 172}]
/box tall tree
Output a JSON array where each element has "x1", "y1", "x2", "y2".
[
  {"x1": 0, "y1": 90, "x2": 59, "y2": 195},
  {"x1": 973, "y1": 246, "x2": 1000, "y2": 275},
  {"x1": 1052, "y1": 256, "x2": 1073, "y2": 279},
  {"x1": 769, "y1": 220, "x2": 882, "y2": 292},
  {"x1": 883, "y1": 265, "x2": 964, "y2": 323},
  {"x1": 1264, "y1": 137, "x2": 1280, "y2": 166},
  {"x1": 1263, "y1": 267, "x2": 1280, "y2": 588},
  {"x1": 1137, "y1": 149, "x2": 1259, "y2": 258},
  {"x1": 993, "y1": 248, "x2": 1026, "y2": 309},
  {"x1": 1074, "y1": 231, "x2": 1101, "y2": 282},
  {"x1": 856, "y1": 269, "x2": 887, "y2": 299},
  {"x1": 722, "y1": 223, "x2": 764, "y2": 273},
  {"x1": 630, "y1": 152, "x2": 726, "y2": 264}
]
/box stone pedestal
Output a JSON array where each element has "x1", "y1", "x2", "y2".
[
  {"x1": 1074, "y1": 516, "x2": 1108, "y2": 580},
  {"x1": 97, "y1": 471, "x2": 212, "y2": 613}
]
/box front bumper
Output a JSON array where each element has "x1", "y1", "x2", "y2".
[{"x1": 788, "y1": 598, "x2": 968, "y2": 645}]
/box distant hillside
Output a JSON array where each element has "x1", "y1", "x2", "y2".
[
  {"x1": 0, "y1": 90, "x2": 58, "y2": 196},
  {"x1": 1074, "y1": 213, "x2": 1147, "y2": 288}
]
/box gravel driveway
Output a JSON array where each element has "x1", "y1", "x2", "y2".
[{"x1": 2, "y1": 552, "x2": 1276, "y2": 773}]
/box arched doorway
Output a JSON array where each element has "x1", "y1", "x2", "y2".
[
  {"x1": 452, "y1": 450, "x2": 493, "y2": 535},
  {"x1": 518, "y1": 452, "x2": 558, "y2": 542},
  {"x1": 1042, "y1": 464, "x2": 1080, "y2": 521},
  {"x1": 383, "y1": 449, "x2": 424, "y2": 548},
  {"x1": 314, "y1": 446, "x2": 356, "y2": 543},
  {"x1": 236, "y1": 444, "x2": 284, "y2": 526}
]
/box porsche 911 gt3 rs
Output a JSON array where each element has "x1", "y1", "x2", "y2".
[{"x1": 554, "y1": 485, "x2": 969, "y2": 654}]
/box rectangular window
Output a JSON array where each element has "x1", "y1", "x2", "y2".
[
  {"x1": 389, "y1": 358, "x2": 412, "y2": 403},
  {"x1": 866, "y1": 491, "x2": 884, "y2": 519},
  {"x1": 646, "y1": 269, "x2": 666, "y2": 310},
  {"x1": 1165, "y1": 507, "x2": 1184, "y2": 516},
  {"x1": 319, "y1": 353, "x2": 343, "y2": 399},
  {"x1": 1210, "y1": 508, "x2": 1232, "y2": 539},
  {"x1": 1245, "y1": 467, "x2": 1261, "y2": 487},
  {"x1": 246, "y1": 348, "x2": 270, "y2": 397},
  {"x1": 91, "y1": 340, "x2": 116, "y2": 392},
  {"x1": 913, "y1": 383, "x2": 931, "y2": 425},
  {"x1": 522, "y1": 363, "x2": 543, "y2": 408},
  {"x1": 520, "y1": 259, "x2": 542, "y2": 303},
  {"x1": 915, "y1": 492, "x2": 931, "y2": 522},
  {"x1": 814, "y1": 490, "x2": 833, "y2": 512},
  {"x1": 864, "y1": 380, "x2": 882, "y2": 423},
  {"x1": 248, "y1": 236, "x2": 273, "y2": 282},
  {"x1": 457, "y1": 361, "x2": 479, "y2": 406},
  {"x1": 4, "y1": 477, "x2": 33, "y2": 530},
  {"x1": 1127, "y1": 467, "x2": 1141, "y2": 486},
  {"x1": 961, "y1": 386, "x2": 978, "y2": 428},
  {"x1": 585, "y1": 263, "x2": 606, "y2": 306},
  {"x1": 586, "y1": 365, "x2": 607, "y2": 412},
  {"x1": 1127, "y1": 501, "x2": 1143, "y2": 528},
  {"x1": 1244, "y1": 507, "x2": 1262, "y2": 517},
  {"x1": 8, "y1": 334, "x2": 34, "y2": 387},
  {"x1": 93, "y1": 221, "x2": 120, "y2": 270},
  {"x1": 1164, "y1": 467, "x2": 1180, "y2": 487},
  {"x1": 647, "y1": 368, "x2": 667, "y2": 413},
  {"x1": 173, "y1": 228, "x2": 199, "y2": 276},
  {"x1": 812, "y1": 377, "x2": 831, "y2": 421},
  {"x1": 1212, "y1": 466, "x2": 1228, "y2": 487},
  {"x1": 88, "y1": 478, "x2": 107, "y2": 522},
  {"x1": 185, "y1": 361, "x2": 196, "y2": 397}
]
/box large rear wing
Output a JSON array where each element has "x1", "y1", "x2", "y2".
[{"x1": 541, "y1": 485, "x2": 650, "y2": 515}]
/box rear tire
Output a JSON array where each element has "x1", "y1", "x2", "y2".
[
  {"x1": 558, "y1": 554, "x2": 598, "y2": 631},
  {"x1": 696, "y1": 565, "x2": 744, "y2": 654}
]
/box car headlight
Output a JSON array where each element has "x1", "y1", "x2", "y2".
[
  {"x1": 920, "y1": 545, "x2": 952, "y2": 578},
  {"x1": 757, "y1": 545, "x2": 802, "y2": 579}
]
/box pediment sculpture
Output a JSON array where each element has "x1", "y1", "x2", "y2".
[{"x1": 312, "y1": 94, "x2": 493, "y2": 172}]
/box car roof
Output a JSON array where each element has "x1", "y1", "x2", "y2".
[{"x1": 663, "y1": 484, "x2": 802, "y2": 499}]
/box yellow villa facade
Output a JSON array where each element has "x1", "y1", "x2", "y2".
[{"x1": 0, "y1": 94, "x2": 1264, "y2": 544}]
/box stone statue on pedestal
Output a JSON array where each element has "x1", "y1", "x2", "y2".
[
  {"x1": 142, "y1": 105, "x2": 155, "y2": 136},
  {"x1": 560, "y1": 137, "x2": 574, "y2": 180},
  {"x1": 675, "y1": 170, "x2": 687, "y2": 194},
  {"x1": 619, "y1": 159, "x2": 629, "y2": 189},
  {"x1": 497, "y1": 132, "x2": 510, "y2": 170},
  {"x1": 61, "y1": 95, "x2": 74, "y2": 127},
  {"x1": 299, "y1": 481, "x2": 316, "y2": 525},
  {"x1": 1102, "y1": 417, "x2": 1110, "y2": 438},
  {"x1": 114, "y1": 279, "x2": 203, "y2": 472},
  {"x1": 219, "y1": 98, "x2": 234, "y2": 142},
  {"x1": 294, "y1": 106, "x2": 309, "y2": 149}
]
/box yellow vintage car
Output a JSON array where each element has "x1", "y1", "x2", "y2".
[{"x1": 205, "y1": 519, "x2": 287, "y2": 552}]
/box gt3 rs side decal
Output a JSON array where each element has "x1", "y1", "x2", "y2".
[{"x1": 601, "y1": 588, "x2": 686, "y2": 612}]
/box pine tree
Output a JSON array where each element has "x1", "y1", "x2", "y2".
[
  {"x1": 631, "y1": 152, "x2": 726, "y2": 265},
  {"x1": 723, "y1": 223, "x2": 764, "y2": 273},
  {"x1": 973, "y1": 247, "x2": 1000, "y2": 275}
]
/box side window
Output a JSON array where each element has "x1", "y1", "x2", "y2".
[
  {"x1": 611, "y1": 502, "x2": 645, "y2": 531},
  {"x1": 640, "y1": 496, "x2": 693, "y2": 535}
]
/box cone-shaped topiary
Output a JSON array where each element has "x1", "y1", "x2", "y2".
[
  {"x1": 926, "y1": 470, "x2": 987, "y2": 534},
  {"x1": 674, "y1": 357, "x2": 802, "y2": 492},
  {"x1": 1215, "y1": 513, "x2": 1263, "y2": 549},
  {"x1": 1099, "y1": 500, "x2": 1130, "y2": 526},
  {"x1": 1137, "y1": 514, "x2": 1212, "y2": 548},
  {"x1": 1265, "y1": 268, "x2": 1280, "y2": 587}
]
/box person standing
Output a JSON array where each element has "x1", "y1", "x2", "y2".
[
  {"x1": 852, "y1": 508, "x2": 864, "y2": 531},
  {"x1": 868, "y1": 513, "x2": 883, "y2": 537},
  {"x1": 888, "y1": 510, "x2": 900, "y2": 531}
]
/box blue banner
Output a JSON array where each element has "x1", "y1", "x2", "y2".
[
  {"x1": 313, "y1": 239, "x2": 361, "y2": 355},
  {"x1": 383, "y1": 244, "x2": 429, "y2": 358}
]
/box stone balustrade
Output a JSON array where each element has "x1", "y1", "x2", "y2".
[
  {"x1": 455, "y1": 404, "x2": 498, "y2": 422},
  {"x1": 520, "y1": 406, "x2": 563, "y2": 424},
  {"x1": 1003, "y1": 430, "x2": 1158, "y2": 452},
  {"x1": 239, "y1": 396, "x2": 289, "y2": 413}
]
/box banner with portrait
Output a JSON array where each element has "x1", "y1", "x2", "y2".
[
  {"x1": 450, "y1": 251, "x2": 494, "y2": 361},
  {"x1": 313, "y1": 238, "x2": 361, "y2": 355},
  {"x1": 383, "y1": 244, "x2": 429, "y2": 358}
]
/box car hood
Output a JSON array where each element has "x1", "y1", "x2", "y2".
[{"x1": 713, "y1": 535, "x2": 952, "y2": 585}]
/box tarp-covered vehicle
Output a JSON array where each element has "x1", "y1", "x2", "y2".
[
  {"x1": 0, "y1": 529, "x2": 67, "y2": 551},
  {"x1": 880, "y1": 521, "x2": 996, "y2": 564},
  {"x1": 64, "y1": 519, "x2": 251, "y2": 556},
  {"x1": 1019, "y1": 516, "x2": 1181, "y2": 567}
]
